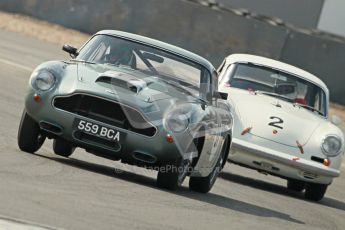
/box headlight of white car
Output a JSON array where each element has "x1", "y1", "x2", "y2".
[
  {"x1": 31, "y1": 70, "x2": 56, "y2": 91},
  {"x1": 165, "y1": 112, "x2": 189, "y2": 133},
  {"x1": 321, "y1": 135, "x2": 342, "y2": 157}
]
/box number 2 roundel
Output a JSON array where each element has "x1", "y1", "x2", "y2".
[{"x1": 268, "y1": 116, "x2": 284, "y2": 129}]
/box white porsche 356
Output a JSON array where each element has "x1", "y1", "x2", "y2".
[{"x1": 218, "y1": 54, "x2": 344, "y2": 201}]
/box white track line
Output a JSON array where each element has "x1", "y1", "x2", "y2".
[
  {"x1": 0, "y1": 58, "x2": 33, "y2": 72},
  {"x1": 0, "y1": 218, "x2": 58, "y2": 230}
]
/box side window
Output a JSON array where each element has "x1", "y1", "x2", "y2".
[
  {"x1": 212, "y1": 71, "x2": 218, "y2": 92},
  {"x1": 321, "y1": 91, "x2": 327, "y2": 116},
  {"x1": 318, "y1": 90, "x2": 327, "y2": 115},
  {"x1": 312, "y1": 89, "x2": 327, "y2": 116},
  {"x1": 88, "y1": 42, "x2": 107, "y2": 62},
  {"x1": 200, "y1": 69, "x2": 212, "y2": 102},
  {"x1": 219, "y1": 64, "x2": 235, "y2": 86},
  {"x1": 314, "y1": 92, "x2": 320, "y2": 110}
]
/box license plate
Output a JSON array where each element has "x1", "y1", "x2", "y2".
[{"x1": 75, "y1": 119, "x2": 121, "y2": 142}]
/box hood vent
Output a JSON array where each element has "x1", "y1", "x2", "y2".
[{"x1": 97, "y1": 76, "x2": 145, "y2": 93}]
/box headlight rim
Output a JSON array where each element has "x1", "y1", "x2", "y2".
[
  {"x1": 165, "y1": 112, "x2": 190, "y2": 133},
  {"x1": 31, "y1": 69, "x2": 56, "y2": 91},
  {"x1": 321, "y1": 134, "x2": 342, "y2": 157}
]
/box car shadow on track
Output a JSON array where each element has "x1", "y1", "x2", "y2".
[
  {"x1": 220, "y1": 172, "x2": 345, "y2": 212},
  {"x1": 175, "y1": 188, "x2": 304, "y2": 224},
  {"x1": 35, "y1": 153, "x2": 157, "y2": 187},
  {"x1": 32, "y1": 153, "x2": 304, "y2": 224}
]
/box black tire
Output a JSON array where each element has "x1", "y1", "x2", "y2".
[
  {"x1": 287, "y1": 179, "x2": 305, "y2": 192},
  {"x1": 189, "y1": 137, "x2": 228, "y2": 193},
  {"x1": 305, "y1": 183, "x2": 328, "y2": 201},
  {"x1": 221, "y1": 136, "x2": 231, "y2": 169},
  {"x1": 157, "y1": 167, "x2": 179, "y2": 191},
  {"x1": 157, "y1": 159, "x2": 189, "y2": 191},
  {"x1": 18, "y1": 110, "x2": 45, "y2": 153},
  {"x1": 53, "y1": 138, "x2": 75, "y2": 157}
]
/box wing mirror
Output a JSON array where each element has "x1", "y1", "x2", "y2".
[
  {"x1": 62, "y1": 44, "x2": 78, "y2": 58},
  {"x1": 214, "y1": 91, "x2": 228, "y2": 100},
  {"x1": 331, "y1": 115, "x2": 342, "y2": 126}
]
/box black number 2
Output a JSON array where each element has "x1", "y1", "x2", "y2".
[{"x1": 268, "y1": 116, "x2": 284, "y2": 129}]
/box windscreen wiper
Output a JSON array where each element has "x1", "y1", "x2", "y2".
[
  {"x1": 103, "y1": 63, "x2": 136, "y2": 70},
  {"x1": 294, "y1": 103, "x2": 324, "y2": 116},
  {"x1": 70, "y1": 59, "x2": 96, "y2": 65},
  {"x1": 255, "y1": 90, "x2": 293, "y2": 102}
]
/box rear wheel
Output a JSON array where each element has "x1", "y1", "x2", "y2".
[
  {"x1": 53, "y1": 138, "x2": 75, "y2": 157},
  {"x1": 305, "y1": 183, "x2": 328, "y2": 201},
  {"x1": 17, "y1": 110, "x2": 45, "y2": 153},
  {"x1": 287, "y1": 179, "x2": 305, "y2": 192},
  {"x1": 189, "y1": 137, "x2": 228, "y2": 193}
]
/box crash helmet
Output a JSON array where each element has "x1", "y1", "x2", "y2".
[{"x1": 107, "y1": 41, "x2": 134, "y2": 65}]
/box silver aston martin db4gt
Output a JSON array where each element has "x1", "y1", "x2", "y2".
[{"x1": 18, "y1": 30, "x2": 233, "y2": 193}]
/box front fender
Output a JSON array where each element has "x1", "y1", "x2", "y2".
[{"x1": 304, "y1": 121, "x2": 344, "y2": 170}]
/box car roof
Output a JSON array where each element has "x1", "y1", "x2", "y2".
[
  {"x1": 224, "y1": 54, "x2": 329, "y2": 94},
  {"x1": 97, "y1": 30, "x2": 215, "y2": 72}
]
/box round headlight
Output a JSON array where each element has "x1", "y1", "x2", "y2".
[
  {"x1": 321, "y1": 135, "x2": 342, "y2": 157},
  {"x1": 32, "y1": 70, "x2": 55, "y2": 91},
  {"x1": 166, "y1": 113, "x2": 189, "y2": 133}
]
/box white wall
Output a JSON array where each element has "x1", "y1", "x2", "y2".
[{"x1": 318, "y1": 0, "x2": 345, "y2": 37}]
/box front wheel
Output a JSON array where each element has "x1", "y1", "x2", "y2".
[
  {"x1": 189, "y1": 137, "x2": 228, "y2": 193},
  {"x1": 53, "y1": 138, "x2": 75, "y2": 157},
  {"x1": 156, "y1": 159, "x2": 190, "y2": 191},
  {"x1": 18, "y1": 110, "x2": 45, "y2": 153},
  {"x1": 287, "y1": 179, "x2": 305, "y2": 192},
  {"x1": 305, "y1": 183, "x2": 328, "y2": 201}
]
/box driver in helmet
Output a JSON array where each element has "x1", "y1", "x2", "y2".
[{"x1": 106, "y1": 42, "x2": 135, "y2": 67}]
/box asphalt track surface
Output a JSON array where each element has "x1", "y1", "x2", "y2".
[{"x1": 0, "y1": 30, "x2": 344, "y2": 230}]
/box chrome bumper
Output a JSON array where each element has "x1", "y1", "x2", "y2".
[{"x1": 232, "y1": 138, "x2": 340, "y2": 178}]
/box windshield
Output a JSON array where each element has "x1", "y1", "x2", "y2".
[
  {"x1": 76, "y1": 35, "x2": 212, "y2": 99},
  {"x1": 220, "y1": 63, "x2": 327, "y2": 116}
]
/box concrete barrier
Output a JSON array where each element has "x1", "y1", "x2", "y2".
[{"x1": 0, "y1": 0, "x2": 344, "y2": 104}]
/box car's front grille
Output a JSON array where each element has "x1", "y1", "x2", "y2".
[{"x1": 53, "y1": 94, "x2": 156, "y2": 137}]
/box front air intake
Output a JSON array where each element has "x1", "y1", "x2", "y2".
[
  {"x1": 132, "y1": 152, "x2": 157, "y2": 164},
  {"x1": 301, "y1": 171, "x2": 318, "y2": 180},
  {"x1": 54, "y1": 94, "x2": 156, "y2": 137}
]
